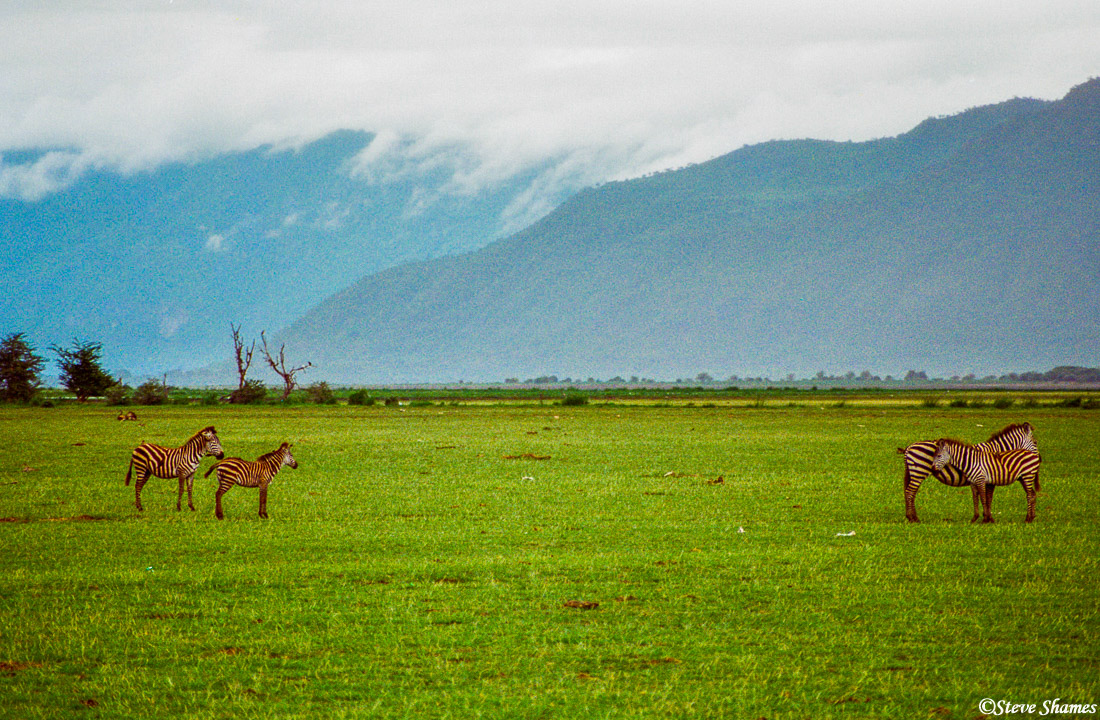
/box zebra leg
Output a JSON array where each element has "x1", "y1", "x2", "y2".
[
  {"x1": 259, "y1": 485, "x2": 268, "y2": 519},
  {"x1": 1023, "y1": 475, "x2": 1037, "y2": 523},
  {"x1": 176, "y1": 474, "x2": 186, "y2": 512},
  {"x1": 215, "y1": 483, "x2": 230, "y2": 520},
  {"x1": 185, "y1": 472, "x2": 196, "y2": 511},
  {"x1": 134, "y1": 470, "x2": 149, "y2": 511},
  {"x1": 977, "y1": 478, "x2": 994, "y2": 523},
  {"x1": 970, "y1": 485, "x2": 982, "y2": 523},
  {"x1": 903, "y1": 468, "x2": 923, "y2": 523}
]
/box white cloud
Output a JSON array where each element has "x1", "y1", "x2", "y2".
[
  {"x1": 1, "y1": 0, "x2": 1098, "y2": 206},
  {"x1": 204, "y1": 234, "x2": 226, "y2": 252},
  {"x1": 0, "y1": 151, "x2": 92, "y2": 201}
]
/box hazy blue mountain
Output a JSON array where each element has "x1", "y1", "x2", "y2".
[
  {"x1": 284, "y1": 79, "x2": 1099, "y2": 383},
  {"x1": 1, "y1": 131, "x2": 564, "y2": 379}
]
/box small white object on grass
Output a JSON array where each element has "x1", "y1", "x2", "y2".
[{"x1": 835, "y1": 531, "x2": 856, "y2": 537}]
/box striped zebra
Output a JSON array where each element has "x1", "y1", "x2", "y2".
[
  {"x1": 898, "y1": 422, "x2": 1037, "y2": 523},
  {"x1": 125, "y1": 426, "x2": 225, "y2": 512},
  {"x1": 931, "y1": 438, "x2": 1042, "y2": 523},
  {"x1": 205, "y1": 442, "x2": 298, "y2": 520}
]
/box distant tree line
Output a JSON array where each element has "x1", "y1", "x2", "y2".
[{"x1": 0, "y1": 327, "x2": 315, "y2": 405}]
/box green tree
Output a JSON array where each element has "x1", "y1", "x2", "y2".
[
  {"x1": 0, "y1": 333, "x2": 45, "y2": 403},
  {"x1": 133, "y1": 377, "x2": 170, "y2": 406},
  {"x1": 51, "y1": 339, "x2": 115, "y2": 401}
]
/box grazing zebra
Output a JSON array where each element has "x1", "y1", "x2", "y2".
[
  {"x1": 125, "y1": 426, "x2": 224, "y2": 512},
  {"x1": 931, "y1": 438, "x2": 1042, "y2": 523},
  {"x1": 898, "y1": 422, "x2": 1038, "y2": 523},
  {"x1": 205, "y1": 442, "x2": 298, "y2": 520}
]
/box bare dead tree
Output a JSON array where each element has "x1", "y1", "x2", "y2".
[
  {"x1": 231, "y1": 323, "x2": 255, "y2": 391},
  {"x1": 260, "y1": 331, "x2": 312, "y2": 400}
]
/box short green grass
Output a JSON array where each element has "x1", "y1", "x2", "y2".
[{"x1": 0, "y1": 401, "x2": 1097, "y2": 718}]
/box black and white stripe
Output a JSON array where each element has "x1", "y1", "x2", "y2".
[
  {"x1": 899, "y1": 423, "x2": 1037, "y2": 523},
  {"x1": 205, "y1": 442, "x2": 298, "y2": 520},
  {"x1": 931, "y1": 438, "x2": 1042, "y2": 523},
  {"x1": 125, "y1": 426, "x2": 225, "y2": 512}
]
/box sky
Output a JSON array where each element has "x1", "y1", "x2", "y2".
[{"x1": 2, "y1": 0, "x2": 1099, "y2": 214}]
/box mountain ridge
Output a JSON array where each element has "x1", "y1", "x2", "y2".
[{"x1": 282, "y1": 79, "x2": 1099, "y2": 383}]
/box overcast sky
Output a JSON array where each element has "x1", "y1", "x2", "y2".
[{"x1": 2, "y1": 0, "x2": 1098, "y2": 205}]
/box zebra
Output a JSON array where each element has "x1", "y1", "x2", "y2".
[
  {"x1": 898, "y1": 422, "x2": 1038, "y2": 523},
  {"x1": 205, "y1": 442, "x2": 298, "y2": 520},
  {"x1": 931, "y1": 438, "x2": 1042, "y2": 523},
  {"x1": 125, "y1": 426, "x2": 225, "y2": 512}
]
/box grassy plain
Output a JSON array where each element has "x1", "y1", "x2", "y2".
[{"x1": 0, "y1": 397, "x2": 1097, "y2": 718}]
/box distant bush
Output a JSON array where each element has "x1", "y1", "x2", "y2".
[
  {"x1": 384, "y1": 397, "x2": 401, "y2": 406},
  {"x1": 949, "y1": 399, "x2": 970, "y2": 408},
  {"x1": 560, "y1": 393, "x2": 589, "y2": 406},
  {"x1": 200, "y1": 392, "x2": 221, "y2": 406},
  {"x1": 992, "y1": 397, "x2": 1015, "y2": 409},
  {"x1": 921, "y1": 398, "x2": 940, "y2": 408},
  {"x1": 348, "y1": 390, "x2": 374, "y2": 406},
  {"x1": 104, "y1": 384, "x2": 132, "y2": 406},
  {"x1": 230, "y1": 380, "x2": 267, "y2": 405},
  {"x1": 133, "y1": 379, "x2": 170, "y2": 406},
  {"x1": 306, "y1": 382, "x2": 337, "y2": 405}
]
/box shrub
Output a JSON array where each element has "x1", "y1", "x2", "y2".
[
  {"x1": 104, "y1": 384, "x2": 132, "y2": 406},
  {"x1": 561, "y1": 393, "x2": 589, "y2": 406},
  {"x1": 920, "y1": 397, "x2": 940, "y2": 408},
  {"x1": 306, "y1": 382, "x2": 337, "y2": 405},
  {"x1": 133, "y1": 379, "x2": 170, "y2": 406},
  {"x1": 992, "y1": 397, "x2": 1015, "y2": 409},
  {"x1": 949, "y1": 399, "x2": 970, "y2": 408},
  {"x1": 384, "y1": 397, "x2": 401, "y2": 406},
  {"x1": 348, "y1": 390, "x2": 374, "y2": 406},
  {"x1": 230, "y1": 379, "x2": 267, "y2": 405}
]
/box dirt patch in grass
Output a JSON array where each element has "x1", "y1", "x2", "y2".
[
  {"x1": 0, "y1": 661, "x2": 42, "y2": 676},
  {"x1": 42, "y1": 515, "x2": 110, "y2": 522}
]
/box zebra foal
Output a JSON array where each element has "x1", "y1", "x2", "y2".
[
  {"x1": 205, "y1": 442, "x2": 298, "y2": 520},
  {"x1": 898, "y1": 422, "x2": 1038, "y2": 523},
  {"x1": 931, "y1": 438, "x2": 1042, "y2": 523},
  {"x1": 125, "y1": 426, "x2": 225, "y2": 512}
]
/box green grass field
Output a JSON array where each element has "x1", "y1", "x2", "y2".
[{"x1": 1, "y1": 399, "x2": 1097, "y2": 718}]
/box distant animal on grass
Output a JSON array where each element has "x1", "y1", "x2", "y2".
[
  {"x1": 931, "y1": 438, "x2": 1042, "y2": 523},
  {"x1": 125, "y1": 426, "x2": 224, "y2": 512},
  {"x1": 897, "y1": 422, "x2": 1038, "y2": 523},
  {"x1": 205, "y1": 442, "x2": 298, "y2": 520},
  {"x1": 117, "y1": 411, "x2": 138, "y2": 421}
]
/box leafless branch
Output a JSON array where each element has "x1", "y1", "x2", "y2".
[{"x1": 260, "y1": 331, "x2": 312, "y2": 400}]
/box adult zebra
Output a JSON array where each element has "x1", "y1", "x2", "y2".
[
  {"x1": 931, "y1": 438, "x2": 1042, "y2": 523},
  {"x1": 205, "y1": 442, "x2": 298, "y2": 520},
  {"x1": 898, "y1": 422, "x2": 1038, "y2": 523},
  {"x1": 125, "y1": 426, "x2": 224, "y2": 512}
]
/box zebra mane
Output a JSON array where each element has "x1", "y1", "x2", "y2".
[
  {"x1": 257, "y1": 443, "x2": 288, "y2": 463},
  {"x1": 985, "y1": 422, "x2": 1031, "y2": 442},
  {"x1": 186, "y1": 426, "x2": 217, "y2": 442}
]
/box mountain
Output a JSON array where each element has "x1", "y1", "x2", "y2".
[
  {"x1": 285, "y1": 79, "x2": 1100, "y2": 383},
  {"x1": 0, "y1": 131, "x2": 567, "y2": 379}
]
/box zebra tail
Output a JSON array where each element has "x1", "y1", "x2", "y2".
[
  {"x1": 125, "y1": 458, "x2": 133, "y2": 486},
  {"x1": 204, "y1": 461, "x2": 221, "y2": 479}
]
